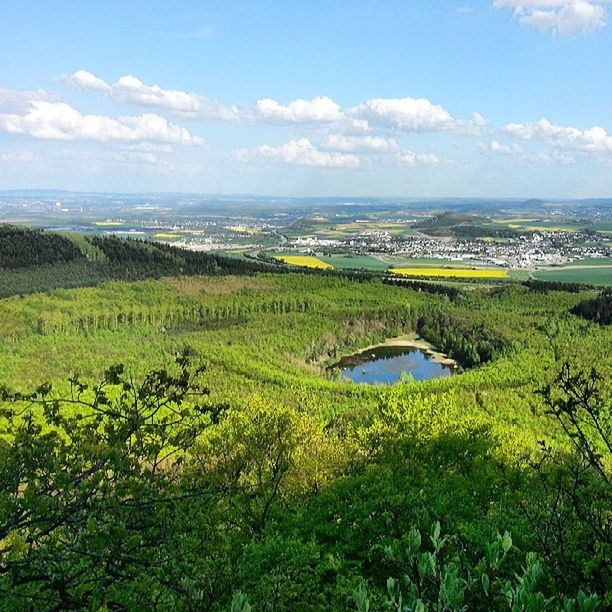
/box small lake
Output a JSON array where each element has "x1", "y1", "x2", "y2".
[{"x1": 331, "y1": 345, "x2": 454, "y2": 385}]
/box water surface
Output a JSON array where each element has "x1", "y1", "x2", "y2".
[{"x1": 332, "y1": 345, "x2": 453, "y2": 385}]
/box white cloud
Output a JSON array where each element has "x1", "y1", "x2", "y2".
[
  {"x1": 66, "y1": 71, "x2": 489, "y2": 137},
  {"x1": 0, "y1": 150, "x2": 36, "y2": 162},
  {"x1": 111, "y1": 151, "x2": 173, "y2": 172},
  {"x1": 0, "y1": 101, "x2": 203, "y2": 144},
  {"x1": 0, "y1": 87, "x2": 55, "y2": 113},
  {"x1": 66, "y1": 70, "x2": 109, "y2": 92},
  {"x1": 236, "y1": 138, "x2": 360, "y2": 167},
  {"x1": 324, "y1": 134, "x2": 440, "y2": 165},
  {"x1": 255, "y1": 96, "x2": 344, "y2": 123},
  {"x1": 504, "y1": 118, "x2": 612, "y2": 151},
  {"x1": 122, "y1": 142, "x2": 175, "y2": 153},
  {"x1": 350, "y1": 98, "x2": 487, "y2": 135},
  {"x1": 324, "y1": 134, "x2": 400, "y2": 152},
  {"x1": 494, "y1": 0, "x2": 607, "y2": 35},
  {"x1": 353, "y1": 97, "x2": 457, "y2": 132},
  {"x1": 67, "y1": 70, "x2": 243, "y2": 122}
]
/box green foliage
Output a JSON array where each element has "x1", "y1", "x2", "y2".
[
  {"x1": 571, "y1": 289, "x2": 612, "y2": 325},
  {"x1": 0, "y1": 249, "x2": 610, "y2": 607},
  {"x1": 0, "y1": 225, "x2": 84, "y2": 269},
  {"x1": 354, "y1": 523, "x2": 599, "y2": 611},
  {"x1": 0, "y1": 353, "x2": 223, "y2": 609}
]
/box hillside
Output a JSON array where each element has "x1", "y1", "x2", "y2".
[
  {"x1": 0, "y1": 225, "x2": 276, "y2": 298},
  {"x1": 0, "y1": 228, "x2": 610, "y2": 609}
]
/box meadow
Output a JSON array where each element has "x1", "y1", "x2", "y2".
[{"x1": 533, "y1": 266, "x2": 612, "y2": 286}]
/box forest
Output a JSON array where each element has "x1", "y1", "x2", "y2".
[{"x1": 0, "y1": 227, "x2": 610, "y2": 610}]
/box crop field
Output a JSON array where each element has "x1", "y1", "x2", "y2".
[
  {"x1": 532, "y1": 266, "x2": 612, "y2": 286},
  {"x1": 93, "y1": 220, "x2": 124, "y2": 227},
  {"x1": 564, "y1": 257, "x2": 612, "y2": 266},
  {"x1": 274, "y1": 255, "x2": 333, "y2": 269},
  {"x1": 391, "y1": 267, "x2": 508, "y2": 279},
  {"x1": 319, "y1": 254, "x2": 389, "y2": 271},
  {"x1": 153, "y1": 232, "x2": 181, "y2": 239}
]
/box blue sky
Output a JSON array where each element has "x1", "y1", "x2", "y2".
[{"x1": 1, "y1": 0, "x2": 611, "y2": 197}]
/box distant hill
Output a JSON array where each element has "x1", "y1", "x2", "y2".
[{"x1": 0, "y1": 224, "x2": 275, "y2": 298}]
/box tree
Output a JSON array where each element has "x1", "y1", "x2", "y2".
[
  {"x1": 0, "y1": 353, "x2": 223, "y2": 609},
  {"x1": 515, "y1": 364, "x2": 611, "y2": 597}
]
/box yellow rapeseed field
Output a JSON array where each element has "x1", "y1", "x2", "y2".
[
  {"x1": 274, "y1": 255, "x2": 333, "y2": 269},
  {"x1": 391, "y1": 267, "x2": 508, "y2": 279}
]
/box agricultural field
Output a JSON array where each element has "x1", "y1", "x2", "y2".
[
  {"x1": 319, "y1": 254, "x2": 389, "y2": 271},
  {"x1": 391, "y1": 266, "x2": 508, "y2": 279},
  {"x1": 273, "y1": 254, "x2": 333, "y2": 269},
  {"x1": 532, "y1": 266, "x2": 612, "y2": 286}
]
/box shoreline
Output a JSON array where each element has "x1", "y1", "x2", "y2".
[{"x1": 326, "y1": 332, "x2": 458, "y2": 369}]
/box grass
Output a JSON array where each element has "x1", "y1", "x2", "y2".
[
  {"x1": 564, "y1": 257, "x2": 612, "y2": 267},
  {"x1": 274, "y1": 255, "x2": 333, "y2": 270},
  {"x1": 319, "y1": 255, "x2": 389, "y2": 271},
  {"x1": 532, "y1": 267, "x2": 612, "y2": 287},
  {"x1": 391, "y1": 267, "x2": 508, "y2": 279},
  {"x1": 154, "y1": 233, "x2": 181, "y2": 239},
  {"x1": 93, "y1": 221, "x2": 124, "y2": 227}
]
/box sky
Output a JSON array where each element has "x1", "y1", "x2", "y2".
[{"x1": 1, "y1": 0, "x2": 611, "y2": 198}]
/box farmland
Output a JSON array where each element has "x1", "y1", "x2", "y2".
[
  {"x1": 273, "y1": 254, "x2": 333, "y2": 269},
  {"x1": 391, "y1": 267, "x2": 509, "y2": 279},
  {"x1": 532, "y1": 266, "x2": 612, "y2": 286}
]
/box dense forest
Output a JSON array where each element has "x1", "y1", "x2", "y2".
[
  {"x1": 0, "y1": 226, "x2": 275, "y2": 298},
  {"x1": 571, "y1": 289, "x2": 612, "y2": 325},
  {"x1": 0, "y1": 227, "x2": 610, "y2": 610}
]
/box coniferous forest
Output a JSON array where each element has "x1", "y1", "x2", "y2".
[{"x1": 0, "y1": 227, "x2": 609, "y2": 610}]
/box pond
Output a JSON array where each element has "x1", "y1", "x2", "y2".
[{"x1": 330, "y1": 344, "x2": 454, "y2": 385}]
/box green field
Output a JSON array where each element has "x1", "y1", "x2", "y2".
[
  {"x1": 319, "y1": 254, "x2": 389, "y2": 271},
  {"x1": 533, "y1": 266, "x2": 612, "y2": 286},
  {"x1": 564, "y1": 257, "x2": 612, "y2": 266}
]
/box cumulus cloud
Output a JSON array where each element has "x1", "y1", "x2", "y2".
[
  {"x1": 255, "y1": 96, "x2": 345, "y2": 123},
  {"x1": 323, "y1": 134, "x2": 440, "y2": 165},
  {"x1": 324, "y1": 134, "x2": 400, "y2": 153},
  {"x1": 66, "y1": 70, "x2": 489, "y2": 137},
  {"x1": 66, "y1": 70, "x2": 243, "y2": 122},
  {"x1": 236, "y1": 138, "x2": 360, "y2": 168},
  {"x1": 0, "y1": 100, "x2": 203, "y2": 144},
  {"x1": 504, "y1": 118, "x2": 612, "y2": 151},
  {"x1": 0, "y1": 87, "x2": 55, "y2": 113},
  {"x1": 350, "y1": 97, "x2": 487, "y2": 135},
  {"x1": 66, "y1": 70, "x2": 109, "y2": 92},
  {"x1": 493, "y1": 0, "x2": 607, "y2": 35},
  {"x1": 352, "y1": 97, "x2": 457, "y2": 132}
]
